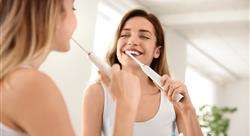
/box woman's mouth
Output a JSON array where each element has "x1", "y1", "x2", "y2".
[{"x1": 124, "y1": 50, "x2": 142, "y2": 56}]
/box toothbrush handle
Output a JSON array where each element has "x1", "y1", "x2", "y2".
[
  {"x1": 142, "y1": 65, "x2": 184, "y2": 102},
  {"x1": 154, "y1": 81, "x2": 184, "y2": 102},
  {"x1": 88, "y1": 52, "x2": 112, "y2": 79}
]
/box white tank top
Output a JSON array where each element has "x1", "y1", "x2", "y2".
[
  {"x1": 100, "y1": 82, "x2": 177, "y2": 136},
  {"x1": 0, "y1": 123, "x2": 28, "y2": 136}
]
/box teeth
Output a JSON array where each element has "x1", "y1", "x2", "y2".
[{"x1": 125, "y1": 50, "x2": 140, "y2": 56}]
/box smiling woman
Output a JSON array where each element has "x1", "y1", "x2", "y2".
[
  {"x1": 107, "y1": 10, "x2": 169, "y2": 76},
  {"x1": 117, "y1": 16, "x2": 161, "y2": 68},
  {"x1": 83, "y1": 9, "x2": 203, "y2": 136}
]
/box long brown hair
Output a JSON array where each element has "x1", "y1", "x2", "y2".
[
  {"x1": 106, "y1": 9, "x2": 171, "y2": 77},
  {"x1": 0, "y1": 0, "x2": 65, "y2": 80}
]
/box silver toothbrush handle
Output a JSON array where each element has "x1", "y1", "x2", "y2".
[
  {"x1": 142, "y1": 65, "x2": 184, "y2": 102},
  {"x1": 88, "y1": 52, "x2": 112, "y2": 79}
]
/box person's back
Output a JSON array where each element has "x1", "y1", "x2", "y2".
[
  {"x1": 0, "y1": 68, "x2": 75, "y2": 136},
  {"x1": 0, "y1": 0, "x2": 77, "y2": 135}
]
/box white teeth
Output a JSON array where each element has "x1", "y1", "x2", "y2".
[{"x1": 125, "y1": 50, "x2": 140, "y2": 56}]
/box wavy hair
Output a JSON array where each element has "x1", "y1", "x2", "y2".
[
  {"x1": 0, "y1": 0, "x2": 65, "y2": 80},
  {"x1": 106, "y1": 9, "x2": 171, "y2": 77}
]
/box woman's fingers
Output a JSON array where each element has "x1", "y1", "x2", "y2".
[
  {"x1": 166, "y1": 81, "x2": 185, "y2": 102},
  {"x1": 110, "y1": 64, "x2": 122, "y2": 99},
  {"x1": 160, "y1": 74, "x2": 171, "y2": 91},
  {"x1": 167, "y1": 81, "x2": 174, "y2": 101},
  {"x1": 98, "y1": 64, "x2": 121, "y2": 88},
  {"x1": 160, "y1": 75, "x2": 168, "y2": 86},
  {"x1": 171, "y1": 86, "x2": 183, "y2": 102},
  {"x1": 103, "y1": 64, "x2": 141, "y2": 109}
]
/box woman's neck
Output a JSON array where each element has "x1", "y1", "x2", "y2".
[
  {"x1": 122, "y1": 66, "x2": 160, "y2": 95},
  {"x1": 21, "y1": 61, "x2": 42, "y2": 69},
  {"x1": 24, "y1": 52, "x2": 50, "y2": 69}
]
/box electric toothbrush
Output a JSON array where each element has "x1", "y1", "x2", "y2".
[
  {"x1": 125, "y1": 51, "x2": 184, "y2": 102},
  {"x1": 72, "y1": 38, "x2": 183, "y2": 101},
  {"x1": 71, "y1": 38, "x2": 112, "y2": 79}
]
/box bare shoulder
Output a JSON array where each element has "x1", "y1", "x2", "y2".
[
  {"x1": 83, "y1": 81, "x2": 104, "y2": 106},
  {"x1": 84, "y1": 81, "x2": 104, "y2": 98},
  {"x1": 83, "y1": 82, "x2": 104, "y2": 111},
  {"x1": 82, "y1": 81, "x2": 104, "y2": 135},
  {"x1": 2, "y1": 69, "x2": 74, "y2": 135},
  {"x1": 4, "y1": 68, "x2": 64, "y2": 108},
  {"x1": 5, "y1": 69, "x2": 61, "y2": 102}
]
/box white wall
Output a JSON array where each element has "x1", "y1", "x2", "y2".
[
  {"x1": 166, "y1": 28, "x2": 187, "y2": 81},
  {"x1": 216, "y1": 79, "x2": 249, "y2": 136},
  {"x1": 40, "y1": 0, "x2": 100, "y2": 135}
]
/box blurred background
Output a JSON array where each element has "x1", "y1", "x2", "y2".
[{"x1": 40, "y1": 0, "x2": 249, "y2": 135}]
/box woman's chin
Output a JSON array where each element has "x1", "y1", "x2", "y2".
[
  {"x1": 54, "y1": 45, "x2": 70, "y2": 52},
  {"x1": 122, "y1": 61, "x2": 139, "y2": 68}
]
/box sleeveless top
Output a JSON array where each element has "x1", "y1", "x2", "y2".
[{"x1": 100, "y1": 82, "x2": 177, "y2": 136}]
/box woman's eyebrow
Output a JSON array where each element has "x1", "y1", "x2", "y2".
[
  {"x1": 139, "y1": 29, "x2": 152, "y2": 35},
  {"x1": 121, "y1": 28, "x2": 131, "y2": 31}
]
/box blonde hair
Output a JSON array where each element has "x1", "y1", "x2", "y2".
[
  {"x1": 106, "y1": 9, "x2": 171, "y2": 77},
  {"x1": 0, "y1": 0, "x2": 65, "y2": 80}
]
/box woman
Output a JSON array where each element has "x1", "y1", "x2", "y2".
[
  {"x1": 0, "y1": 0, "x2": 140, "y2": 135},
  {"x1": 0, "y1": 0, "x2": 77, "y2": 135},
  {"x1": 83, "y1": 9, "x2": 203, "y2": 136}
]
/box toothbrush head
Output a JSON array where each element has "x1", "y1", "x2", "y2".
[{"x1": 125, "y1": 51, "x2": 143, "y2": 66}]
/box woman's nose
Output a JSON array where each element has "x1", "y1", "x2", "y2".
[
  {"x1": 127, "y1": 41, "x2": 135, "y2": 46},
  {"x1": 127, "y1": 36, "x2": 139, "y2": 46}
]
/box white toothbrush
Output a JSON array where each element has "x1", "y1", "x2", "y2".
[
  {"x1": 125, "y1": 51, "x2": 184, "y2": 102},
  {"x1": 72, "y1": 38, "x2": 112, "y2": 79}
]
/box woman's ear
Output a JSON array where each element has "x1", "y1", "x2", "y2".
[{"x1": 153, "y1": 46, "x2": 161, "y2": 58}]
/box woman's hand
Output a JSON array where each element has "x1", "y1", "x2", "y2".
[
  {"x1": 160, "y1": 74, "x2": 194, "y2": 113},
  {"x1": 160, "y1": 75, "x2": 203, "y2": 136},
  {"x1": 99, "y1": 64, "x2": 141, "y2": 111},
  {"x1": 99, "y1": 64, "x2": 141, "y2": 136}
]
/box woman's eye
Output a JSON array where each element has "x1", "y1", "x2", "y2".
[
  {"x1": 120, "y1": 34, "x2": 130, "y2": 38},
  {"x1": 140, "y1": 35, "x2": 150, "y2": 39}
]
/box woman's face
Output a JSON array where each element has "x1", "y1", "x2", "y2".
[
  {"x1": 117, "y1": 17, "x2": 160, "y2": 67},
  {"x1": 53, "y1": 0, "x2": 77, "y2": 52}
]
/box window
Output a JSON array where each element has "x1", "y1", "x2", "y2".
[
  {"x1": 89, "y1": 2, "x2": 121, "y2": 82},
  {"x1": 185, "y1": 66, "x2": 216, "y2": 112}
]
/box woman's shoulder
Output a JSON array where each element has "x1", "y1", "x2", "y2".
[
  {"x1": 2, "y1": 68, "x2": 63, "y2": 114},
  {"x1": 1, "y1": 68, "x2": 75, "y2": 135},
  {"x1": 83, "y1": 81, "x2": 104, "y2": 101},
  {"x1": 84, "y1": 81, "x2": 104, "y2": 97},
  {"x1": 6, "y1": 68, "x2": 57, "y2": 92}
]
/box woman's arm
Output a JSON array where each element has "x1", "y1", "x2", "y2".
[
  {"x1": 9, "y1": 70, "x2": 75, "y2": 136},
  {"x1": 82, "y1": 83, "x2": 104, "y2": 136},
  {"x1": 175, "y1": 104, "x2": 203, "y2": 136},
  {"x1": 175, "y1": 106, "x2": 202, "y2": 136},
  {"x1": 112, "y1": 100, "x2": 138, "y2": 136},
  {"x1": 175, "y1": 107, "x2": 186, "y2": 134},
  {"x1": 99, "y1": 64, "x2": 141, "y2": 136}
]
